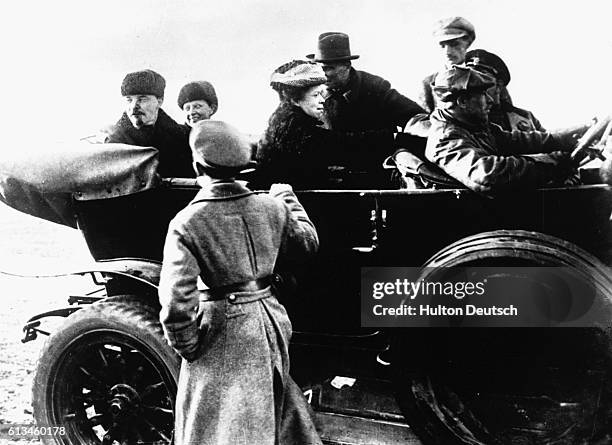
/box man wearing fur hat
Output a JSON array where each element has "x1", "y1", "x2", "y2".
[
  {"x1": 422, "y1": 65, "x2": 588, "y2": 195},
  {"x1": 306, "y1": 32, "x2": 423, "y2": 185},
  {"x1": 177, "y1": 80, "x2": 218, "y2": 127},
  {"x1": 159, "y1": 120, "x2": 322, "y2": 445},
  {"x1": 417, "y1": 16, "x2": 476, "y2": 114},
  {"x1": 105, "y1": 69, "x2": 194, "y2": 177}
]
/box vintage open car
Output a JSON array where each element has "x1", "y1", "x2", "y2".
[{"x1": 1, "y1": 120, "x2": 612, "y2": 445}]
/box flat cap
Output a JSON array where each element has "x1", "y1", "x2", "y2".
[
  {"x1": 177, "y1": 81, "x2": 218, "y2": 112},
  {"x1": 466, "y1": 49, "x2": 511, "y2": 86},
  {"x1": 190, "y1": 120, "x2": 252, "y2": 169},
  {"x1": 270, "y1": 61, "x2": 326, "y2": 88},
  {"x1": 433, "y1": 16, "x2": 475, "y2": 44},
  {"x1": 121, "y1": 69, "x2": 166, "y2": 97},
  {"x1": 432, "y1": 65, "x2": 496, "y2": 102}
]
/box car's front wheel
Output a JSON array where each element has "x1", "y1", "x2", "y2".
[{"x1": 32, "y1": 296, "x2": 180, "y2": 445}]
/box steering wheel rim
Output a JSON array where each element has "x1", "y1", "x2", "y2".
[{"x1": 570, "y1": 114, "x2": 612, "y2": 163}]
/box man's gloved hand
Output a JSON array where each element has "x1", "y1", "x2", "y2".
[
  {"x1": 545, "y1": 151, "x2": 579, "y2": 183},
  {"x1": 553, "y1": 121, "x2": 593, "y2": 151},
  {"x1": 547, "y1": 150, "x2": 576, "y2": 167}
]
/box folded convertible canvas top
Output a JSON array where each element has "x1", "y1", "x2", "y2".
[{"x1": 0, "y1": 143, "x2": 160, "y2": 227}]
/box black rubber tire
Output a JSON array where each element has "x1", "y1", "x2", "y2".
[
  {"x1": 32, "y1": 296, "x2": 180, "y2": 445},
  {"x1": 392, "y1": 232, "x2": 612, "y2": 445}
]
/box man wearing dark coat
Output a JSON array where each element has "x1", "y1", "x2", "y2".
[
  {"x1": 306, "y1": 32, "x2": 424, "y2": 184},
  {"x1": 105, "y1": 69, "x2": 195, "y2": 178}
]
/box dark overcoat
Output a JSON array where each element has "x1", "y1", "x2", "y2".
[
  {"x1": 105, "y1": 109, "x2": 195, "y2": 178},
  {"x1": 255, "y1": 103, "x2": 393, "y2": 189},
  {"x1": 159, "y1": 180, "x2": 321, "y2": 445},
  {"x1": 324, "y1": 68, "x2": 424, "y2": 178}
]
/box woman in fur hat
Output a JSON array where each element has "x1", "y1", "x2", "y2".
[
  {"x1": 255, "y1": 60, "x2": 381, "y2": 189},
  {"x1": 177, "y1": 80, "x2": 218, "y2": 128}
]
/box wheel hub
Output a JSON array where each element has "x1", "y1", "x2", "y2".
[
  {"x1": 35, "y1": 307, "x2": 178, "y2": 445},
  {"x1": 109, "y1": 384, "x2": 141, "y2": 419}
]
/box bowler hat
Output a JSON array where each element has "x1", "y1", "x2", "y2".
[
  {"x1": 306, "y1": 32, "x2": 360, "y2": 63},
  {"x1": 466, "y1": 49, "x2": 511, "y2": 86},
  {"x1": 178, "y1": 81, "x2": 218, "y2": 112},
  {"x1": 190, "y1": 120, "x2": 252, "y2": 169},
  {"x1": 433, "y1": 16, "x2": 475, "y2": 44},
  {"x1": 432, "y1": 65, "x2": 495, "y2": 102},
  {"x1": 121, "y1": 69, "x2": 165, "y2": 98}
]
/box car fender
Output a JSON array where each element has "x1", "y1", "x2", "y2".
[{"x1": 1, "y1": 257, "x2": 162, "y2": 289}]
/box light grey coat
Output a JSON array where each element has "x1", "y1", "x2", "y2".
[{"x1": 159, "y1": 180, "x2": 321, "y2": 445}]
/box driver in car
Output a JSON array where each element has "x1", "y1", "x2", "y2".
[{"x1": 422, "y1": 64, "x2": 589, "y2": 195}]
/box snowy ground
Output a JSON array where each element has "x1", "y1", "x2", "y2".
[{"x1": 0, "y1": 204, "x2": 92, "y2": 443}]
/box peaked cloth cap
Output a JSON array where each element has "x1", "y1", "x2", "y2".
[
  {"x1": 121, "y1": 69, "x2": 166, "y2": 98},
  {"x1": 270, "y1": 61, "x2": 327, "y2": 88},
  {"x1": 306, "y1": 32, "x2": 360, "y2": 63},
  {"x1": 190, "y1": 120, "x2": 252, "y2": 169},
  {"x1": 466, "y1": 49, "x2": 511, "y2": 86},
  {"x1": 432, "y1": 16, "x2": 475, "y2": 44},
  {"x1": 177, "y1": 81, "x2": 218, "y2": 112},
  {"x1": 432, "y1": 65, "x2": 496, "y2": 103}
]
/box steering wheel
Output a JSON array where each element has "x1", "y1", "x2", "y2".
[{"x1": 570, "y1": 114, "x2": 612, "y2": 165}]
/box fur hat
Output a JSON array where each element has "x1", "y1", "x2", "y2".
[
  {"x1": 190, "y1": 120, "x2": 252, "y2": 170},
  {"x1": 306, "y1": 32, "x2": 360, "y2": 63},
  {"x1": 270, "y1": 61, "x2": 326, "y2": 89},
  {"x1": 121, "y1": 69, "x2": 165, "y2": 98},
  {"x1": 432, "y1": 65, "x2": 496, "y2": 102},
  {"x1": 177, "y1": 81, "x2": 218, "y2": 112},
  {"x1": 432, "y1": 17, "x2": 475, "y2": 44}
]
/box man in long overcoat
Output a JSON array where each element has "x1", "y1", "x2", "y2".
[
  {"x1": 307, "y1": 32, "x2": 424, "y2": 185},
  {"x1": 159, "y1": 120, "x2": 322, "y2": 445},
  {"x1": 105, "y1": 69, "x2": 195, "y2": 178}
]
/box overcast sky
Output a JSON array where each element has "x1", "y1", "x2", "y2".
[{"x1": 1, "y1": 0, "x2": 611, "y2": 145}]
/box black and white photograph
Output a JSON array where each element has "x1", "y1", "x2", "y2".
[{"x1": 1, "y1": 1, "x2": 611, "y2": 444}]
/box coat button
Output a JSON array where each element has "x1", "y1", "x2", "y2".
[{"x1": 228, "y1": 294, "x2": 236, "y2": 301}]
